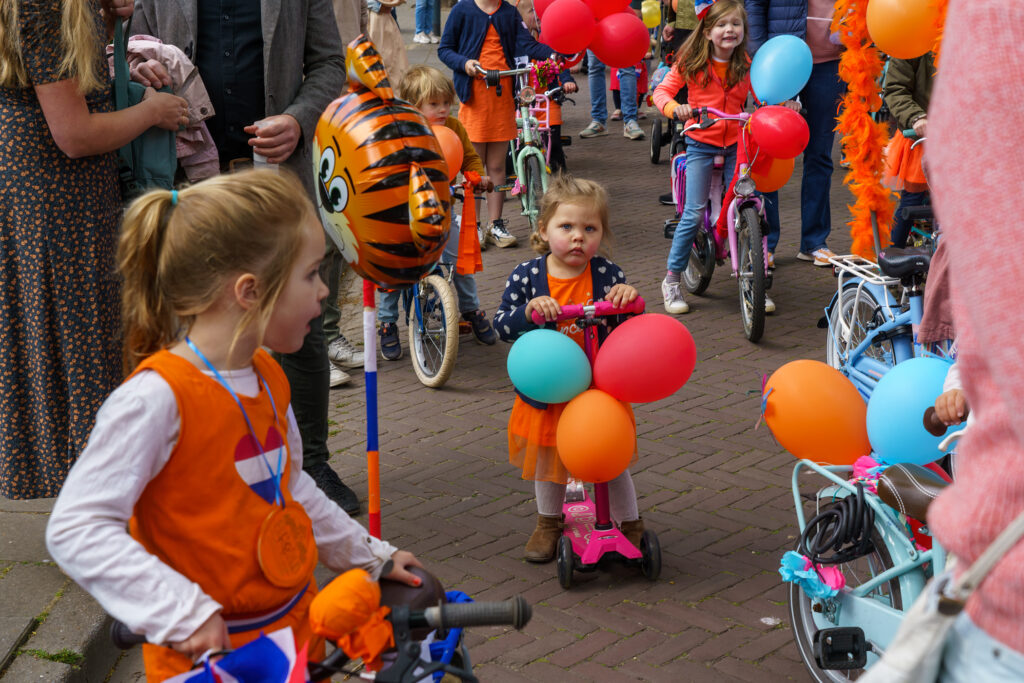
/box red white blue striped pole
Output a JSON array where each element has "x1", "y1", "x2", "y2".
[{"x1": 362, "y1": 279, "x2": 381, "y2": 539}]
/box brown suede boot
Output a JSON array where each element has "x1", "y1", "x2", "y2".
[
  {"x1": 619, "y1": 518, "x2": 645, "y2": 548},
  {"x1": 524, "y1": 514, "x2": 563, "y2": 563}
]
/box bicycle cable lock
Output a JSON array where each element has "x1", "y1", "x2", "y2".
[{"x1": 798, "y1": 482, "x2": 876, "y2": 566}]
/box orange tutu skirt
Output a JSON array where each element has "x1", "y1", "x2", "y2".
[
  {"x1": 883, "y1": 130, "x2": 928, "y2": 193},
  {"x1": 508, "y1": 396, "x2": 637, "y2": 485}
]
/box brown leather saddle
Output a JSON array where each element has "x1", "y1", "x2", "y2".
[{"x1": 876, "y1": 463, "x2": 951, "y2": 522}]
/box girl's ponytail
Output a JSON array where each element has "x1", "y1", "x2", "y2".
[{"x1": 118, "y1": 190, "x2": 179, "y2": 371}]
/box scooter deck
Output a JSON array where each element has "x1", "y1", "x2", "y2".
[{"x1": 562, "y1": 493, "x2": 642, "y2": 568}]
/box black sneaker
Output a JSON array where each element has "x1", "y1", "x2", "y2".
[
  {"x1": 659, "y1": 192, "x2": 674, "y2": 206},
  {"x1": 304, "y1": 461, "x2": 360, "y2": 515},
  {"x1": 463, "y1": 310, "x2": 497, "y2": 345},
  {"x1": 379, "y1": 322, "x2": 402, "y2": 360}
]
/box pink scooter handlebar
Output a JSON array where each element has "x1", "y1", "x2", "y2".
[{"x1": 529, "y1": 297, "x2": 646, "y2": 325}]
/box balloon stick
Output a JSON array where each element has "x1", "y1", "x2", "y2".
[{"x1": 363, "y1": 279, "x2": 381, "y2": 538}]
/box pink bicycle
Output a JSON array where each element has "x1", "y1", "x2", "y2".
[{"x1": 530, "y1": 298, "x2": 662, "y2": 588}]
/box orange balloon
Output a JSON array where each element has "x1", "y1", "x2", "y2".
[
  {"x1": 866, "y1": 0, "x2": 939, "y2": 60},
  {"x1": 763, "y1": 360, "x2": 871, "y2": 466},
  {"x1": 432, "y1": 125, "x2": 464, "y2": 182},
  {"x1": 750, "y1": 155, "x2": 794, "y2": 192},
  {"x1": 556, "y1": 389, "x2": 635, "y2": 483}
]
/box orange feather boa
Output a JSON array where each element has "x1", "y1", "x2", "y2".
[{"x1": 832, "y1": 0, "x2": 894, "y2": 258}]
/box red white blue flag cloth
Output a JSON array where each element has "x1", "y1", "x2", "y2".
[
  {"x1": 163, "y1": 627, "x2": 309, "y2": 683},
  {"x1": 695, "y1": 0, "x2": 715, "y2": 20}
]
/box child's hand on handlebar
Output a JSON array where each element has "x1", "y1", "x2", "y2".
[
  {"x1": 383, "y1": 550, "x2": 425, "y2": 587},
  {"x1": 563, "y1": 81, "x2": 578, "y2": 94},
  {"x1": 934, "y1": 388, "x2": 967, "y2": 426},
  {"x1": 465, "y1": 60, "x2": 483, "y2": 77},
  {"x1": 604, "y1": 284, "x2": 639, "y2": 309},
  {"x1": 526, "y1": 296, "x2": 561, "y2": 323},
  {"x1": 479, "y1": 175, "x2": 494, "y2": 192},
  {"x1": 673, "y1": 103, "x2": 693, "y2": 121},
  {"x1": 170, "y1": 612, "x2": 231, "y2": 662}
]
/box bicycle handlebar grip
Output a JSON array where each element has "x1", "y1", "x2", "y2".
[
  {"x1": 425, "y1": 596, "x2": 532, "y2": 631},
  {"x1": 110, "y1": 620, "x2": 148, "y2": 649},
  {"x1": 923, "y1": 407, "x2": 947, "y2": 437},
  {"x1": 902, "y1": 128, "x2": 918, "y2": 139},
  {"x1": 528, "y1": 297, "x2": 646, "y2": 325}
]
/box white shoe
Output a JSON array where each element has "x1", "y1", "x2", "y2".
[
  {"x1": 797, "y1": 247, "x2": 838, "y2": 267},
  {"x1": 661, "y1": 278, "x2": 689, "y2": 314},
  {"x1": 328, "y1": 333, "x2": 365, "y2": 368},
  {"x1": 428, "y1": 33, "x2": 440, "y2": 43},
  {"x1": 765, "y1": 294, "x2": 776, "y2": 314},
  {"x1": 413, "y1": 33, "x2": 429, "y2": 44},
  {"x1": 329, "y1": 365, "x2": 351, "y2": 387},
  {"x1": 489, "y1": 219, "x2": 518, "y2": 248},
  {"x1": 476, "y1": 222, "x2": 488, "y2": 251}
]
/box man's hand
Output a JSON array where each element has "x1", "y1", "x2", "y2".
[
  {"x1": 382, "y1": 551, "x2": 424, "y2": 587},
  {"x1": 244, "y1": 115, "x2": 301, "y2": 164},
  {"x1": 169, "y1": 612, "x2": 230, "y2": 662},
  {"x1": 131, "y1": 59, "x2": 173, "y2": 89},
  {"x1": 100, "y1": 0, "x2": 133, "y2": 37}
]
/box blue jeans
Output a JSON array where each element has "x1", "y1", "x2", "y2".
[
  {"x1": 415, "y1": 0, "x2": 434, "y2": 35},
  {"x1": 587, "y1": 50, "x2": 607, "y2": 125},
  {"x1": 940, "y1": 613, "x2": 1024, "y2": 681},
  {"x1": 890, "y1": 190, "x2": 931, "y2": 248},
  {"x1": 762, "y1": 59, "x2": 845, "y2": 255},
  {"x1": 667, "y1": 138, "x2": 735, "y2": 273},
  {"x1": 378, "y1": 217, "x2": 480, "y2": 322},
  {"x1": 616, "y1": 67, "x2": 638, "y2": 124}
]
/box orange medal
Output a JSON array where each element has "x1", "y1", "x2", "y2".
[{"x1": 257, "y1": 501, "x2": 318, "y2": 588}]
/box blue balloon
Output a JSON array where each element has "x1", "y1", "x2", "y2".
[
  {"x1": 750, "y1": 35, "x2": 813, "y2": 105},
  {"x1": 507, "y1": 329, "x2": 592, "y2": 404},
  {"x1": 867, "y1": 357, "x2": 952, "y2": 466}
]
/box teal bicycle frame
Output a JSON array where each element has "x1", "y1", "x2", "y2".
[{"x1": 790, "y1": 459, "x2": 941, "y2": 671}]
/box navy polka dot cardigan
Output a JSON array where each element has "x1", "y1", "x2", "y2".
[{"x1": 493, "y1": 255, "x2": 630, "y2": 409}]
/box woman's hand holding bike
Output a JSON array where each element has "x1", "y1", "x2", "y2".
[{"x1": 465, "y1": 60, "x2": 483, "y2": 77}]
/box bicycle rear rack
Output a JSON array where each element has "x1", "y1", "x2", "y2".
[{"x1": 827, "y1": 255, "x2": 899, "y2": 287}]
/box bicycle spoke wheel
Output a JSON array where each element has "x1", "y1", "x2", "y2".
[
  {"x1": 522, "y1": 154, "x2": 545, "y2": 231},
  {"x1": 407, "y1": 274, "x2": 459, "y2": 388},
  {"x1": 826, "y1": 284, "x2": 894, "y2": 372},
  {"x1": 682, "y1": 225, "x2": 716, "y2": 295},
  {"x1": 736, "y1": 206, "x2": 766, "y2": 342},
  {"x1": 789, "y1": 503, "x2": 906, "y2": 682}
]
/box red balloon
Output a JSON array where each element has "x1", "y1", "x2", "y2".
[
  {"x1": 585, "y1": 0, "x2": 630, "y2": 20},
  {"x1": 537, "y1": 0, "x2": 597, "y2": 55},
  {"x1": 749, "y1": 106, "x2": 809, "y2": 159},
  {"x1": 431, "y1": 125, "x2": 463, "y2": 181},
  {"x1": 593, "y1": 313, "x2": 696, "y2": 403},
  {"x1": 535, "y1": 0, "x2": 555, "y2": 19},
  {"x1": 589, "y1": 12, "x2": 650, "y2": 69}
]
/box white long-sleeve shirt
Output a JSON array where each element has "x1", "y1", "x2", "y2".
[{"x1": 46, "y1": 367, "x2": 396, "y2": 645}]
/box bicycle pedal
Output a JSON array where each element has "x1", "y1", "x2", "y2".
[
  {"x1": 663, "y1": 218, "x2": 679, "y2": 239},
  {"x1": 813, "y1": 627, "x2": 867, "y2": 670},
  {"x1": 560, "y1": 135, "x2": 572, "y2": 146},
  {"x1": 458, "y1": 321, "x2": 472, "y2": 335}
]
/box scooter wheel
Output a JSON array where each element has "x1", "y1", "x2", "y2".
[
  {"x1": 640, "y1": 530, "x2": 661, "y2": 581},
  {"x1": 556, "y1": 536, "x2": 574, "y2": 589}
]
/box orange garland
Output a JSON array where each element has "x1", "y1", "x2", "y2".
[
  {"x1": 832, "y1": 0, "x2": 894, "y2": 258},
  {"x1": 932, "y1": 0, "x2": 948, "y2": 66}
]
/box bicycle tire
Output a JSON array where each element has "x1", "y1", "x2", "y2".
[
  {"x1": 522, "y1": 154, "x2": 545, "y2": 231},
  {"x1": 682, "y1": 224, "x2": 716, "y2": 295},
  {"x1": 825, "y1": 282, "x2": 896, "y2": 375},
  {"x1": 407, "y1": 274, "x2": 459, "y2": 388},
  {"x1": 789, "y1": 502, "x2": 905, "y2": 682},
  {"x1": 650, "y1": 119, "x2": 662, "y2": 164},
  {"x1": 737, "y1": 205, "x2": 766, "y2": 342}
]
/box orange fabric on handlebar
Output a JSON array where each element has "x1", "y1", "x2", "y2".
[{"x1": 456, "y1": 177, "x2": 483, "y2": 275}]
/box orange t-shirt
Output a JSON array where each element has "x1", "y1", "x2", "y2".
[
  {"x1": 547, "y1": 264, "x2": 593, "y2": 349},
  {"x1": 711, "y1": 58, "x2": 728, "y2": 84}
]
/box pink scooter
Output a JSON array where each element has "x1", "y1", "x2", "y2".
[{"x1": 531, "y1": 298, "x2": 662, "y2": 588}]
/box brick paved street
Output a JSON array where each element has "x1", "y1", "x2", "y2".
[{"x1": 93, "y1": 29, "x2": 861, "y2": 683}]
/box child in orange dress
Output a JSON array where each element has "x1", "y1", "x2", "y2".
[
  {"x1": 492, "y1": 175, "x2": 645, "y2": 563},
  {"x1": 438, "y1": 0, "x2": 557, "y2": 249},
  {"x1": 45, "y1": 171, "x2": 423, "y2": 681}
]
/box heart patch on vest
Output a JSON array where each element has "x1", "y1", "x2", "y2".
[{"x1": 234, "y1": 427, "x2": 286, "y2": 503}]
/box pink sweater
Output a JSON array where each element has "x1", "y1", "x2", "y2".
[{"x1": 927, "y1": 0, "x2": 1024, "y2": 654}]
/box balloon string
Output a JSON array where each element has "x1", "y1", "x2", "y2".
[{"x1": 755, "y1": 373, "x2": 772, "y2": 430}]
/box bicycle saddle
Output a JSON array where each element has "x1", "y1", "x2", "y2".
[
  {"x1": 876, "y1": 463, "x2": 950, "y2": 523},
  {"x1": 877, "y1": 246, "x2": 932, "y2": 279}
]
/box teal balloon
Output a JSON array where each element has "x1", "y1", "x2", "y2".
[
  {"x1": 507, "y1": 329, "x2": 592, "y2": 404},
  {"x1": 867, "y1": 357, "x2": 952, "y2": 466},
  {"x1": 751, "y1": 35, "x2": 813, "y2": 104}
]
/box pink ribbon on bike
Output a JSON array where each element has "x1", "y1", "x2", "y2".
[{"x1": 456, "y1": 172, "x2": 483, "y2": 276}]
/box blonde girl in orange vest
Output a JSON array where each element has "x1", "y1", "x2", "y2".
[{"x1": 45, "y1": 169, "x2": 423, "y2": 680}]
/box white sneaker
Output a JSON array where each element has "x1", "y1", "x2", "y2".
[
  {"x1": 489, "y1": 219, "x2": 518, "y2": 248},
  {"x1": 428, "y1": 33, "x2": 440, "y2": 43},
  {"x1": 413, "y1": 32, "x2": 429, "y2": 44},
  {"x1": 477, "y1": 222, "x2": 488, "y2": 251},
  {"x1": 765, "y1": 294, "x2": 776, "y2": 314},
  {"x1": 328, "y1": 333, "x2": 365, "y2": 368},
  {"x1": 661, "y1": 278, "x2": 690, "y2": 314},
  {"x1": 797, "y1": 247, "x2": 837, "y2": 267},
  {"x1": 329, "y1": 365, "x2": 351, "y2": 388}
]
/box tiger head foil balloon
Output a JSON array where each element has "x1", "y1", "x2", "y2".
[{"x1": 313, "y1": 36, "x2": 450, "y2": 288}]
